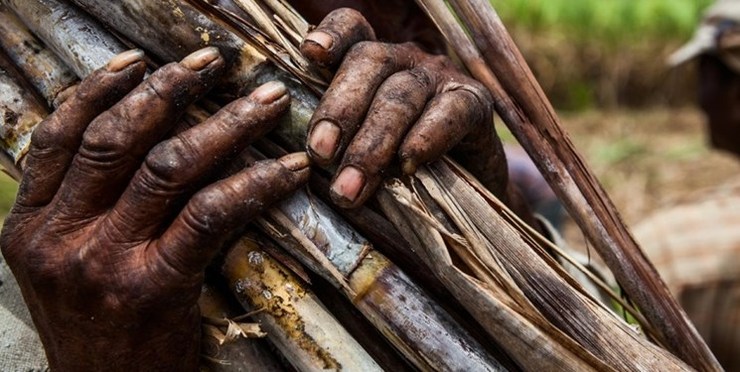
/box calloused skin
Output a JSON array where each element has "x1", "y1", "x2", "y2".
[
  {"x1": 1, "y1": 2, "x2": 530, "y2": 371},
  {"x1": 300, "y1": 7, "x2": 535, "y2": 222},
  {"x1": 1, "y1": 48, "x2": 309, "y2": 370}
]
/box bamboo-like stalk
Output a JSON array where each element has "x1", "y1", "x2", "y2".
[
  {"x1": 0, "y1": 52, "x2": 46, "y2": 175},
  {"x1": 7, "y1": 2, "x2": 510, "y2": 368},
  {"x1": 413, "y1": 1, "x2": 719, "y2": 369},
  {"x1": 223, "y1": 233, "x2": 383, "y2": 372},
  {"x1": 0, "y1": 4, "x2": 76, "y2": 108},
  {"x1": 198, "y1": 284, "x2": 286, "y2": 372},
  {"x1": 0, "y1": 0, "x2": 711, "y2": 370},
  {"x1": 379, "y1": 159, "x2": 693, "y2": 370},
  {"x1": 256, "y1": 188, "x2": 506, "y2": 371},
  {"x1": 2, "y1": 0, "x2": 126, "y2": 77},
  {"x1": 0, "y1": 2, "x2": 387, "y2": 369}
]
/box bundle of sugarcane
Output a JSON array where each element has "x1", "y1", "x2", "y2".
[{"x1": 0, "y1": 0, "x2": 721, "y2": 370}]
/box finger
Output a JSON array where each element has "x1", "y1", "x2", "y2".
[
  {"x1": 399, "y1": 86, "x2": 492, "y2": 175},
  {"x1": 154, "y1": 153, "x2": 310, "y2": 276},
  {"x1": 105, "y1": 81, "x2": 289, "y2": 242},
  {"x1": 16, "y1": 50, "x2": 146, "y2": 208},
  {"x1": 301, "y1": 8, "x2": 376, "y2": 68},
  {"x1": 330, "y1": 68, "x2": 436, "y2": 208},
  {"x1": 54, "y1": 47, "x2": 226, "y2": 217},
  {"x1": 306, "y1": 42, "x2": 423, "y2": 165},
  {"x1": 449, "y1": 121, "x2": 510, "y2": 201}
]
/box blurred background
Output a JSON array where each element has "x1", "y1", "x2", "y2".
[
  {"x1": 2, "y1": 0, "x2": 739, "y2": 234},
  {"x1": 489, "y1": 0, "x2": 740, "y2": 241}
]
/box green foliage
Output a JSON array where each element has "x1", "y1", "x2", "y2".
[
  {"x1": 0, "y1": 173, "x2": 18, "y2": 224},
  {"x1": 490, "y1": 0, "x2": 714, "y2": 43}
]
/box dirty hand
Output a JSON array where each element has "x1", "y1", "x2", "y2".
[
  {"x1": 0, "y1": 48, "x2": 309, "y2": 371},
  {"x1": 301, "y1": 8, "x2": 510, "y2": 208}
]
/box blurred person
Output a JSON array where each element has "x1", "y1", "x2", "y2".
[{"x1": 633, "y1": 0, "x2": 740, "y2": 369}]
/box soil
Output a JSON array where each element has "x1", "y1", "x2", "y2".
[{"x1": 531, "y1": 106, "x2": 740, "y2": 252}]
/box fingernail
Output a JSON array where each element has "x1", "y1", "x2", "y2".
[
  {"x1": 181, "y1": 46, "x2": 220, "y2": 71},
  {"x1": 308, "y1": 120, "x2": 340, "y2": 160},
  {"x1": 278, "y1": 152, "x2": 311, "y2": 171},
  {"x1": 401, "y1": 158, "x2": 417, "y2": 175},
  {"x1": 305, "y1": 31, "x2": 334, "y2": 50},
  {"x1": 107, "y1": 49, "x2": 144, "y2": 72},
  {"x1": 331, "y1": 166, "x2": 365, "y2": 203},
  {"x1": 250, "y1": 81, "x2": 288, "y2": 104}
]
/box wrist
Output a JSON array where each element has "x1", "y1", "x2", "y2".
[{"x1": 37, "y1": 305, "x2": 201, "y2": 371}]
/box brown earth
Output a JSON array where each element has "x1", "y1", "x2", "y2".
[{"x1": 528, "y1": 106, "x2": 740, "y2": 250}]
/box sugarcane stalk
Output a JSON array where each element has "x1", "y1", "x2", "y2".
[
  {"x1": 413, "y1": 1, "x2": 719, "y2": 369},
  {"x1": 256, "y1": 189, "x2": 506, "y2": 371},
  {"x1": 381, "y1": 159, "x2": 693, "y2": 370},
  {"x1": 198, "y1": 284, "x2": 286, "y2": 372},
  {"x1": 377, "y1": 180, "x2": 606, "y2": 371},
  {"x1": 301, "y1": 266, "x2": 418, "y2": 372},
  {"x1": 0, "y1": 0, "x2": 706, "y2": 369},
  {"x1": 0, "y1": 4, "x2": 77, "y2": 108},
  {"x1": 2, "y1": 0, "x2": 127, "y2": 77},
  {"x1": 223, "y1": 233, "x2": 383, "y2": 372},
  {"x1": 258, "y1": 186, "x2": 504, "y2": 370},
  {"x1": 0, "y1": 51, "x2": 46, "y2": 175},
  {"x1": 9, "y1": 2, "x2": 510, "y2": 368}
]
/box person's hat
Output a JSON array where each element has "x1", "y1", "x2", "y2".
[{"x1": 668, "y1": 0, "x2": 740, "y2": 72}]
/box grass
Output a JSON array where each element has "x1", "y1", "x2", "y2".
[
  {"x1": 0, "y1": 173, "x2": 17, "y2": 224},
  {"x1": 491, "y1": 0, "x2": 714, "y2": 44},
  {"x1": 487, "y1": 0, "x2": 717, "y2": 110}
]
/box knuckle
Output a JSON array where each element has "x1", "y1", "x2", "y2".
[
  {"x1": 78, "y1": 113, "x2": 130, "y2": 163},
  {"x1": 30, "y1": 116, "x2": 65, "y2": 150},
  {"x1": 347, "y1": 41, "x2": 389, "y2": 62},
  {"x1": 442, "y1": 72, "x2": 493, "y2": 113},
  {"x1": 425, "y1": 54, "x2": 452, "y2": 70},
  {"x1": 402, "y1": 68, "x2": 433, "y2": 89},
  {"x1": 183, "y1": 188, "x2": 225, "y2": 235},
  {"x1": 143, "y1": 138, "x2": 198, "y2": 187},
  {"x1": 332, "y1": 7, "x2": 365, "y2": 21},
  {"x1": 221, "y1": 99, "x2": 252, "y2": 122},
  {"x1": 463, "y1": 80, "x2": 493, "y2": 108},
  {"x1": 141, "y1": 75, "x2": 172, "y2": 104}
]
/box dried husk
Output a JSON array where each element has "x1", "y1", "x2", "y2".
[
  {"x1": 223, "y1": 234, "x2": 383, "y2": 371},
  {"x1": 378, "y1": 159, "x2": 693, "y2": 371},
  {"x1": 413, "y1": 0, "x2": 719, "y2": 369},
  {"x1": 0, "y1": 52, "x2": 46, "y2": 176},
  {"x1": 0, "y1": 0, "x2": 712, "y2": 370},
  {"x1": 198, "y1": 284, "x2": 286, "y2": 372},
  {"x1": 256, "y1": 188, "x2": 507, "y2": 371}
]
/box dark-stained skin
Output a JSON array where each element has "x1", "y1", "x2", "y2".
[
  {"x1": 698, "y1": 54, "x2": 740, "y2": 157},
  {"x1": 1, "y1": 2, "x2": 533, "y2": 370},
  {"x1": 289, "y1": 0, "x2": 445, "y2": 54},
  {"x1": 302, "y1": 8, "x2": 511, "y2": 210},
  {"x1": 1, "y1": 48, "x2": 309, "y2": 371}
]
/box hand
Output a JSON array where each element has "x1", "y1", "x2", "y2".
[
  {"x1": 0, "y1": 48, "x2": 309, "y2": 371},
  {"x1": 301, "y1": 8, "x2": 510, "y2": 209}
]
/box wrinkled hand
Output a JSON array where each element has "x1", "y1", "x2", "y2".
[
  {"x1": 301, "y1": 8, "x2": 509, "y2": 209},
  {"x1": 0, "y1": 48, "x2": 308, "y2": 371}
]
